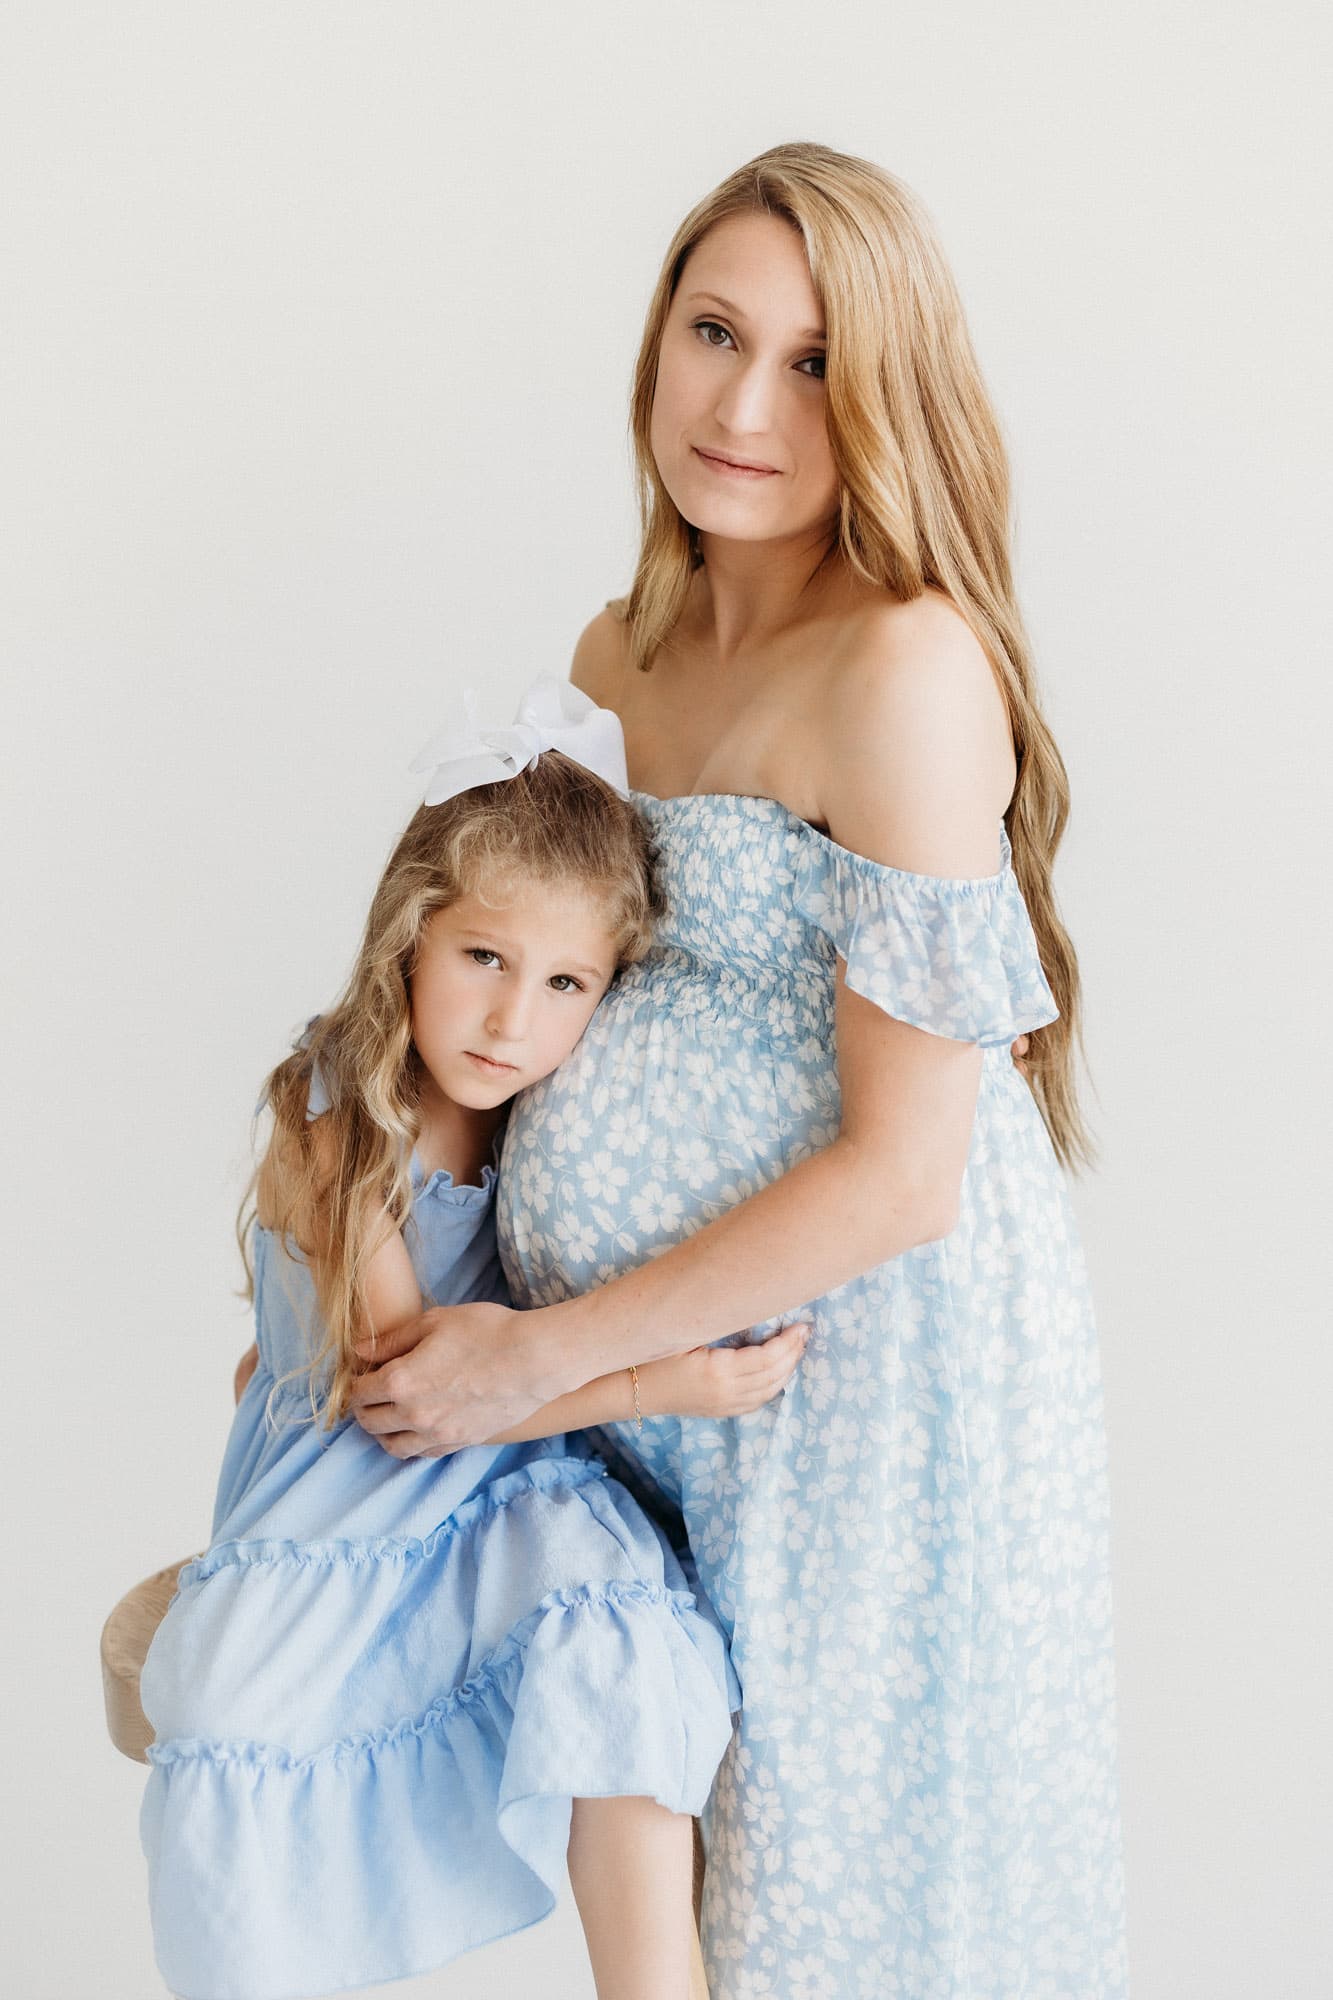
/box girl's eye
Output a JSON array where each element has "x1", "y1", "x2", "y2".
[
  {"x1": 468, "y1": 948, "x2": 501, "y2": 968},
  {"x1": 548, "y1": 974, "x2": 585, "y2": 994}
]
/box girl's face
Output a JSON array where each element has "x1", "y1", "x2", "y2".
[
  {"x1": 648, "y1": 210, "x2": 839, "y2": 549},
  {"x1": 409, "y1": 877, "x2": 620, "y2": 1111}
]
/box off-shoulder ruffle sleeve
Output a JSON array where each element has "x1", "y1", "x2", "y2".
[{"x1": 791, "y1": 826, "x2": 1059, "y2": 1045}]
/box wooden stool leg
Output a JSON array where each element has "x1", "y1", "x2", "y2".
[{"x1": 688, "y1": 1816, "x2": 710, "y2": 1999}]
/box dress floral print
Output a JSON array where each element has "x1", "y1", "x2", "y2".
[{"x1": 498, "y1": 791, "x2": 1128, "y2": 1999}]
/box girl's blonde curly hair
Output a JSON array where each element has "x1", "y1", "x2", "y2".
[{"x1": 238, "y1": 750, "x2": 662, "y2": 1428}]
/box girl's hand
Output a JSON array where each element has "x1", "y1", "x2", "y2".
[
  {"x1": 234, "y1": 1343, "x2": 259, "y2": 1404},
  {"x1": 637, "y1": 1324, "x2": 810, "y2": 1420},
  {"x1": 1011, "y1": 1032, "x2": 1031, "y2": 1077}
]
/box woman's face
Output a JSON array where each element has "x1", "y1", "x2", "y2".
[{"x1": 649, "y1": 210, "x2": 839, "y2": 549}]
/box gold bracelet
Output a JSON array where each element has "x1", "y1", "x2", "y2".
[{"x1": 628, "y1": 1363, "x2": 643, "y2": 1432}]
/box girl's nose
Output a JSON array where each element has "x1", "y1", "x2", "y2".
[{"x1": 485, "y1": 984, "x2": 531, "y2": 1042}]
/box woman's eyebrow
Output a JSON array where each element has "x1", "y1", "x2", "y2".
[{"x1": 684, "y1": 290, "x2": 826, "y2": 342}]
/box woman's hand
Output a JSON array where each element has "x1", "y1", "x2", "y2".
[
  {"x1": 234, "y1": 1343, "x2": 259, "y2": 1404},
  {"x1": 637, "y1": 1324, "x2": 809, "y2": 1419},
  {"x1": 348, "y1": 1302, "x2": 555, "y2": 1457},
  {"x1": 1012, "y1": 1032, "x2": 1031, "y2": 1076}
]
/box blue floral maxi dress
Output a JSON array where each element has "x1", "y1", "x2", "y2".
[{"x1": 497, "y1": 791, "x2": 1128, "y2": 2000}]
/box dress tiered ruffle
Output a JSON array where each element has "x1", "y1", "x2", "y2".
[{"x1": 139, "y1": 1163, "x2": 737, "y2": 2000}]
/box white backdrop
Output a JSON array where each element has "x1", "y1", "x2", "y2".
[{"x1": 3, "y1": 4, "x2": 1329, "y2": 1995}]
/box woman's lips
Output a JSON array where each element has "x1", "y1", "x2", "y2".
[
  {"x1": 465, "y1": 1051, "x2": 518, "y2": 1075},
  {"x1": 692, "y1": 446, "x2": 778, "y2": 479}
]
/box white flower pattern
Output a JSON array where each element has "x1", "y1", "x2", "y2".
[{"x1": 498, "y1": 792, "x2": 1127, "y2": 1998}]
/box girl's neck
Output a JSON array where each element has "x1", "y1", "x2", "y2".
[{"x1": 413, "y1": 1065, "x2": 504, "y2": 1189}]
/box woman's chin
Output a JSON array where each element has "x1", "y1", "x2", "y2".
[
  {"x1": 676, "y1": 493, "x2": 798, "y2": 545},
  {"x1": 666, "y1": 475, "x2": 830, "y2": 552}
]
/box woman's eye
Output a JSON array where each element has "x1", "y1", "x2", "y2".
[
  {"x1": 693, "y1": 318, "x2": 733, "y2": 349},
  {"x1": 798, "y1": 353, "x2": 826, "y2": 381}
]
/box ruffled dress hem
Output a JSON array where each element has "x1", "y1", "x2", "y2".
[{"x1": 142, "y1": 1575, "x2": 735, "y2": 2000}]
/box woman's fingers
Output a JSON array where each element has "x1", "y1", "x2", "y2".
[
  {"x1": 378, "y1": 1432, "x2": 430, "y2": 1459},
  {"x1": 347, "y1": 1386, "x2": 404, "y2": 1432},
  {"x1": 353, "y1": 1316, "x2": 429, "y2": 1364}
]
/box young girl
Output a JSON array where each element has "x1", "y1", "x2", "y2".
[{"x1": 137, "y1": 677, "x2": 808, "y2": 2000}]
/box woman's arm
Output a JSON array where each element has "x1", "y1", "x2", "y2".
[
  {"x1": 350, "y1": 603, "x2": 1012, "y2": 1453},
  {"x1": 529, "y1": 989, "x2": 980, "y2": 1383},
  {"x1": 540, "y1": 597, "x2": 1012, "y2": 1372},
  {"x1": 357, "y1": 1184, "x2": 810, "y2": 1453}
]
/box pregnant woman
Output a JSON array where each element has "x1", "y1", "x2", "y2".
[{"x1": 352, "y1": 143, "x2": 1127, "y2": 1997}]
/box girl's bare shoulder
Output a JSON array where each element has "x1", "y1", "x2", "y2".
[{"x1": 254, "y1": 1110, "x2": 339, "y2": 1249}]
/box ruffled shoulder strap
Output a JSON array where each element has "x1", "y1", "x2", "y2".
[
  {"x1": 791, "y1": 824, "x2": 1059, "y2": 1046},
  {"x1": 301, "y1": 1017, "x2": 332, "y2": 1120},
  {"x1": 253, "y1": 1014, "x2": 332, "y2": 1119}
]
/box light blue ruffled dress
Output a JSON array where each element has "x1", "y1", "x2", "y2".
[
  {"x1": 139, "y1": 1091, "x2": 740, "y2": 2000},
  {"x1": 498, "y1": 792, "x2": 1129, "y2": 2000}
]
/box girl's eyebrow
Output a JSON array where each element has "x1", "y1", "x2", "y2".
[
  {"x1": 456, "y1": 931, "x2": 607, "y2": 983},
  {"x1": 684, "y1": 289, "x2": 826, "y2": 342},
  {"x1": 547, "y1": 953, "x2": 612, "y2": 983}
]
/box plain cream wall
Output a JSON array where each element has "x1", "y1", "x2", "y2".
[{"x1": 3, "y1": 3, "x2": 1329, "y2": 1994}]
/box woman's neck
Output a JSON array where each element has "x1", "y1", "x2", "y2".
[{"x1": 692, "y1": 521, "x2": 840, "y2": 663}]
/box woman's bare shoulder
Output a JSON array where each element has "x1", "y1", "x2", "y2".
[
  {"x1": 815, "y1": 587, "x2": 1015, "y2": 864},
  {"x1": 570, "y1": 600, "x2": 631, "y2": 703},
  {"x1": 826, "y1": 589, "x2": 1010, "y2": 746},
  {"x1": 836, "y1": 585, "x2": 995, "y2": 680}
]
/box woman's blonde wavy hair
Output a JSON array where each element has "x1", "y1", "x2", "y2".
[
  {"x1": 237, "y1": 752, "x2": 662, "y2": 1430},
  {"x1": 618, "y1": 141, "x2": 1091, "y2": 1170}
]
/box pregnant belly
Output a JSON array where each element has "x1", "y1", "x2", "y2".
[{"x1": 496, "y1": 978, "x2": 839, "y2": 1312}]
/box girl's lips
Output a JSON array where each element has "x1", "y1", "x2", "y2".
[
  {"x1": 692, "y1": 446, "x2": 778, "y2": 479},
  {"x1": 465, "y1": 1051, "x2": 518, "y2": 1075}
]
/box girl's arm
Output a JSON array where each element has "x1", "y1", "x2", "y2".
[
  {"x1": 484, "y1": 1325, "x2": 808, "y2": 1442},
  {"x1": 234, "y1": 1344, "x2": 259, "y2": 1403},
  {"x1": 350, "y1": 606, "x2": 1011, "y2": 1453}
]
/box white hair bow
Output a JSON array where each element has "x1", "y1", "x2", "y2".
[{"x1": 410, "y1": 674, "x2": 629, "y2": 807}]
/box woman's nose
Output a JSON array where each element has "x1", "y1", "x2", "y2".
[{"x1": 713, "y1": 357, "x2": 778, "y2": 438}]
